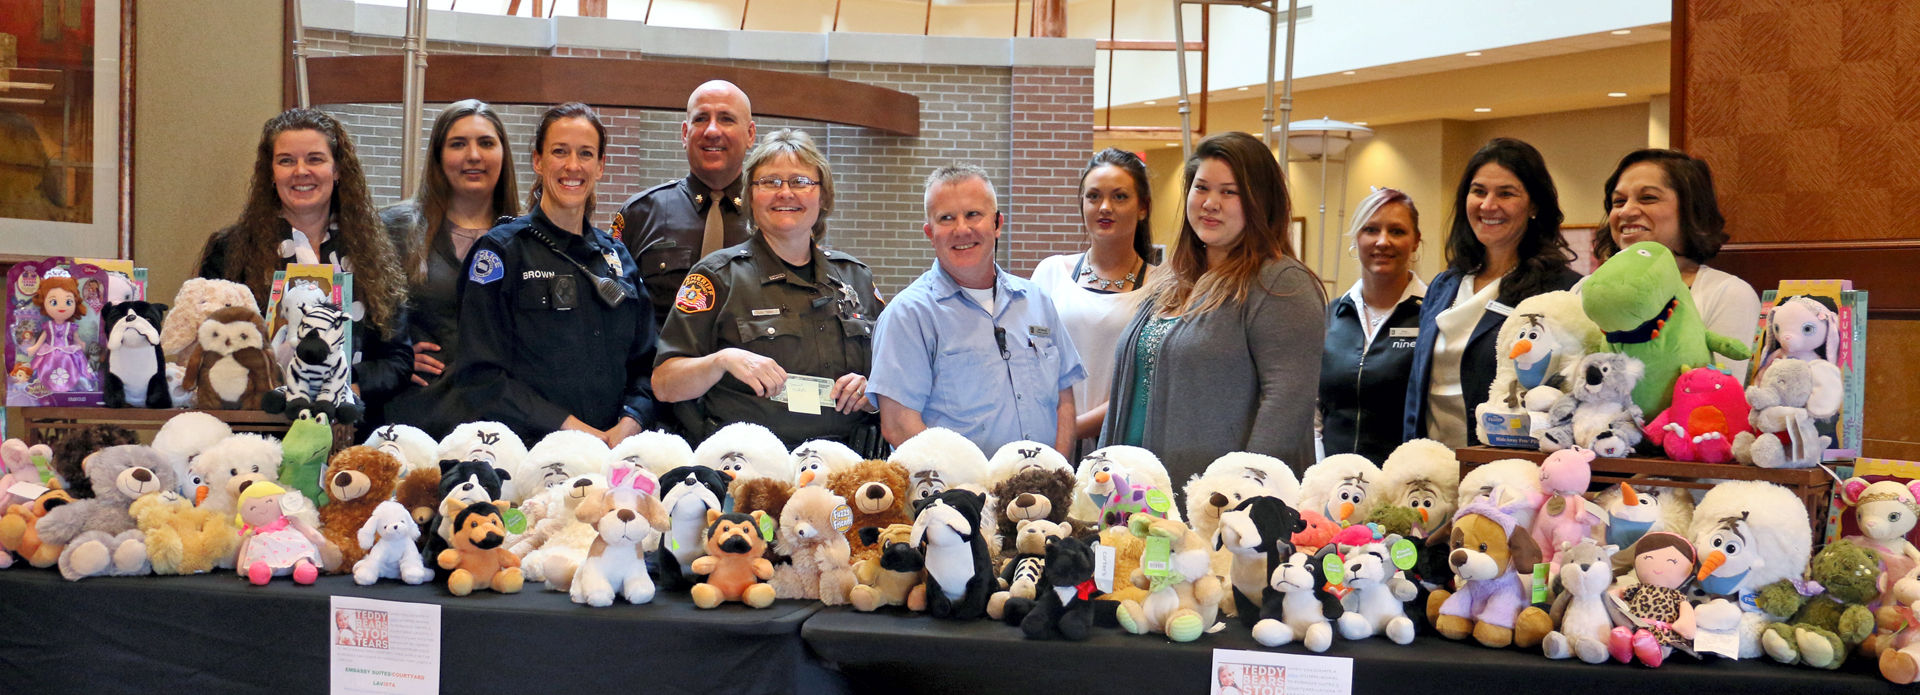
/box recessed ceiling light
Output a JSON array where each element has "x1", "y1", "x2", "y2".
[
  {"x1": 1353, "y1": 121, "x2": 1369, "y2": 126},
  {"x1": 1611, "y1": 29, "x2": 1632, "y2": 35},
  {"x1": 1165, "y1": 142, "x2": 1179, "y2": 147},
  {"x1": 1237, "y1": 86, "x2": 1249, "y2": 91},
  {"x1": 1144, "y1": 100, "x2": 1157, "y2": 105},
  {"x1": 1342, "y1": 70, "x2": 1356, "y2": 75},
  {"x1": 1464, "y1": 51, "x2": 1482, "y2": 57},
  {"x1": 1474, "y1": 107, "x2": 1492, "y2": 113},
  {"x1": 1607, "y1": 91, "x2": 1628, "y2": 98}
]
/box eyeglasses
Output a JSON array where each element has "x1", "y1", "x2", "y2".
[{"x1": 751, "y1": 176, "x2": 822, "y2": 192}]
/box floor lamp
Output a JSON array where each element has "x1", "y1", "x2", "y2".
[{"x1": 1280, "y1": 117, "x2": 1372, "y2": 291}]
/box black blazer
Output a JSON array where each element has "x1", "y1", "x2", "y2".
[{"x1": 1402, "y1": 266, "x2": 1581, "y2": 443}]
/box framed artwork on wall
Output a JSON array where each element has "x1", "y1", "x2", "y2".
[{"x1": 0, "y1": 0, "x2": 132, "y2": 262}]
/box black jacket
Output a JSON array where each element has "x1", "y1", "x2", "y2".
[{"x1": 1319, "y1": 290, "x2": 1422, "y2": 462}]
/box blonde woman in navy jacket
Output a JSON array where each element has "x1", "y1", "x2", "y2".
[
  {"x1": 1403, "y1": 139, "x2": 1580, "y2": 448},
  {"x1": 1320, "y1": 187, "x2": 1425, "y2": 462}
]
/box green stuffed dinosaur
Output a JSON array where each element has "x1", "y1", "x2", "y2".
[
  {"x1": 278, "y1": 412, "x2": 334, "y2": 510},
  {"x1": 1581, "y1": 241, "x2": 1752, "y2": 416}
]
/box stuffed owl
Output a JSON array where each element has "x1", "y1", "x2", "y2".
[{"x1": 182, "y1": 306, "x2": 276, "y2": 410}]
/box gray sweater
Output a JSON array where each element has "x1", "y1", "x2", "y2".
[{"x1": 1099, "y1": 257, "x2": 1325, "y2": 482}]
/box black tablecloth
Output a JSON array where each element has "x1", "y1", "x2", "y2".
[
  {"x1": 0, "y1": 567, "x2": 842, "y2": 695},
  {"x1": 800, "y1": 605, "x2": 1909, "y2": 694}
]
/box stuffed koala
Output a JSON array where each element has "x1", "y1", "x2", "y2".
[
  {"x1": 182, "y1": 305, "x2": 277, "y2": 410},
  {"x1": 37, "y1": 445, "x2": 179, "y2": 581},
  {"x1": 101, "y1": 301, "x2": 171, "y2": 408},
  {"x1": 1540, "y1": 352, "x2": 1646, "y2": 458},
  {"x1": 1732, "y1": 358, "x2": 1842, "y2": 468}
]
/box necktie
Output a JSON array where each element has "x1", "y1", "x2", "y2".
[{"x1": 701, "y1": 198, "x2": 725, "y2": 258}]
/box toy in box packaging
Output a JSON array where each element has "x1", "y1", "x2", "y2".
[{"x1": 6, "y1": 258, "x2": 107, "y2": 406}]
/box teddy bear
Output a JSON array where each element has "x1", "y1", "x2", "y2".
[
  {"x1": 131, "y1": 489, "x2": 238, "y2": 575},
  {"x1": 1541, "y1": 538, "x2": 1620, "y2": 663},
  {"x1": 159, "y1": 277, "x2": 259, "y2": 361},
  {"x1": 1475, "y1": 290, "x2": 1605, "y2": 446},
  {"x1": 0, "y1": 487, "x2": 74, "y2": 568},
  {"x1": 1732, "y1": 358, "x2": 1842, "y2": 468},
  {"x1": 436, "y1": 421, "x2": 528, "y2": 499},
  {"x1": 569, "y1": 483, "x2": 669, "y2": 606},
  {"x1": 1113, "y1": 514, "x2": 1224, "y2": 642},
  {"x1": 150, "y1": 412, "x2": 233, "y2": 497},
  {"x1": 394, "y1": 467, "x2": 441, "y2": 527},
  {"x1": 1374, "y1": 439, "x2": 1459, "y2": 539},
  {"x1": 101, "y1": 300, "x2": 172, "y2": 408},
  {"x1": 1069, "y1": 445, "x2": 1176, "y2": 525},
  {"x1": 1300, "y1": 453, "x2": 1381, "y2": 526},
  {"x1": 1017, "y1": 533, "x2": 1097, "y2": 641},
  {"x1": 182, "y1": 305, "x2": 278, "y2": 410},
  {"x1": 892, "y1": 427, "x2": 991, "y2": 507},
  {"x1": 190, "y1": 433, "x2": 284, "y2": 518},
  {"x1": 510, "y1": 430, "x2": 610, "y2": 506},
  {"x1": 849, "y1": 523, "x2": 928, "y2": 612},
  {"x1": 985, "y1": 464, "x2": 1075, "y2": 560},
  {"x1": 353, "y1": 500, "x2": 431, "y2": 585},
  {"x1": 655, "y1": 464, "x2": 734, "y2": 591},
  {"x1": 913, "y1": 489, "x2": 994, "y2": 620},
  {"x1": 1254, "y1": 546, "x2": 1343, "y2": 651},
  {"x1": 1335, "y1": 530, "x2": 1421, "y2": 645},
  {"x1": 1758, "y1": 538, "x2": 1881, "y2": 669},
  {"x1": 791, "y1": 439, "x2": 862, "y2": 488},
  {"x1": 986, "y1": 518, "x2": 1071, "y2": 620},
  {"x1": 1540, "y1": 352, "x2": 1647, "y2": 458},
  {"x1": 730, "y1": 477, "x2": 795, "y2": 528},
  {"x1": 770, "y1": 485, "x2": 859, "y2": 604},
  {"x1": 690, "y1": 509, "x2": 778, "y2": 609},
  {"x1": 515, "y1": 474, "x2": 607, "y2": 588},
  {"x1": 1837, "y1": 478, "x2": 1920, "y2": 612},
  {"x1": 1214, "y1": 495, "x2": 1304, "y2": 628},
  {"x1": 365, "y1": 424, "x2": 438, "y2": 478},
  {"x1": 1425, "y1": 498, "x2": 1554, "y2": 649},
  {"x1": 39, "y1": 445, "x2": 179, "y2": 581},
  {"x1": 695, "y1": 422, "x2": 795, "y2": 484},
  {"x1": 825, "y1": 459, "x2": 912, "y2": 565},
  {"x1": 1687, "y1": 480, "x2": 1814, "y2": 659},
  {"x1": 611, "y1": 429, "x2": 695, "y2": 478},
  {"x1": 1643, "y1": 366, "x2": 1751, "y2": 463},
  {"x1": 318, "y1": 446, "x2": 403, "y2": 572},
  {"x1": 437, "y1": 499, "x2": 524, "y2": 596},
  {"x1": 50, "y1": 424, "x2": 140, "y2": 499}
]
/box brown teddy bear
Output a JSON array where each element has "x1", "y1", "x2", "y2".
[
  {"x1": 131, "y1": 490, "x2": 239, "y2": 575},
  {"x1": 319, "y1": 446, "x2": 403, "y2": 572},
  {"x1": 690, "y1": 510, "x2": 778, "y2": 609},
  {"x1": 850, "y1": 523, "x2": 927, "y2": 612},
  {"x1": 825, "y1": 459, "x2": 911, "y2": 564},
  {"x1": 437, "y1": 500, "x2": 524, "y2": 596},
  {"x1": 393, "y1": 466, "x2": 441, "y2": 526},
  {"x1": 986, "y1": 467, "x2": 1076, "y2": 560},
  {"x1": 770, "y1": 486, "x2": 858, "y2": 604}
]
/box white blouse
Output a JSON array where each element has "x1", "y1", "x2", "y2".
[{"x1": 1426, "y1": 275, "x2": 1501, "y2": 449}]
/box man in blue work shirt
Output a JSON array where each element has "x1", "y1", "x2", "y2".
[{"x1": 867, "y1": 164, "x2": 1085, "y2": 455}]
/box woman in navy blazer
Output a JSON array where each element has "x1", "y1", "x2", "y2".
[{"x1": 1403, "y1": 138, "x2": 1580, "y2": 447}]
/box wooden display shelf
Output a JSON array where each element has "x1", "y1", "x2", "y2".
[
  {"x1": 14, "y1": 407, "x2": 289, "y2": 445},
  {"x1": 1456, "y1": 445, "x2": 1835, "y2": 539}
]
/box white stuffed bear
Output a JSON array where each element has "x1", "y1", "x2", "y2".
[
  {"x1": 150, "y1": 412, "x2": 233, "y2": 498},
  {"x1": 353, "y1": 500, "x2": 430, "y2": 585},
  {"x1": 694, "y1": 422, "x2": 794, "y2": 483},
  {"x1": 190, "y1": 433, "x2": 284, "y2": 517}
]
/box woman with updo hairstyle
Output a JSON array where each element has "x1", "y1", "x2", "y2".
[
  {"x1": 1031, "y1": 147, "x2": 1157, "y2": 454},
  {"x1": 194, "y1": 107, "x2": 413, "y2": 434},
  {"x1": 1320, "y1": 187, "x2": 1425, "y2": 461},
  {"x1": 1592, "y1": 148, "x2": 1760, "y2": 379},
  {"x1": 1404, "y1": 137, "x2": 1581, "y2": 448}
]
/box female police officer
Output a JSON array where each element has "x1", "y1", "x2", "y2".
[
  {"x1": 435, "y1": 103, "x2": 652, "y2": 445},
  {"x1": 652, "y1": 129, "x2": 885, "y2": 450}
]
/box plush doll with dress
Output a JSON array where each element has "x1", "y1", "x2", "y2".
[
  {"x1": 26, "y1": 269, "x2": 98, "y2": 393},
  {"x1": 234, "y1": 480, "x2": 336, "y2": 585},
  {"x1": 1837, "y1": 478, "x2": 1920, "y2": 612},
  {"x1": 1608, "y1": 531, "x2": 1699, "y2": 667}
]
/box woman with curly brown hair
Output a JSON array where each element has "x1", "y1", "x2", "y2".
[{"x1": 194, "y1": 108, "x2": 412, "y2": 434}]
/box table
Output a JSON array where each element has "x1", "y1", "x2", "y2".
[{"x1": 0, "y1": 567, "x2": 843, "y2": 695}]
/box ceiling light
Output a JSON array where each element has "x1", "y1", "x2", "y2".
[
  {"x1": 1608, "y1": 91, "x2": 1628, "y2": 98},
  {"x1": 1144, "y1": 100, "x2": 1157, "y2": 105},
  {"x1": 1342, "y1": 70, "x2": 1356, "y2": 75},
  {"x1": 1165, "y1": 142, "x2": 1179, "y2": 147},
  {"x1": 1464, "y1": 51, "x2": 1482, "y2": 57},
  {"x1": 1237, "y1": 86, "x2": 1249, "y2": 91},
  {"x1": 1353, "y1": 121, "x2": 1369, "y2": 126},
  {"x1": 1611, "y1": 29, "x2": 1632, "y2": 35},
  {"x1": 1473, "y1": 107, "x2": 1492, "y2": 113}
]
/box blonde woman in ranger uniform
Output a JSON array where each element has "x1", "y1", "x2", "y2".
[{"x1": 652, "y1": 129, "x2": 886, "y2": 451}]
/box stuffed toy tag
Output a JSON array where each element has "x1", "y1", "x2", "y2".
[
  {"x1": 1738, "y1": 590, "x2": 1759, "y2": 613},
  {"x1": 1093, "y1": 542, "x2": 1116, "y2": 593},
  {"x1": 30, "y1": 452, "x2": 52, "y2": 486},
  {"x1": 8, "y1": 481, "x2": 49, "y2": 502},
  {"x1": 830, "y1": 504, "x2": 853, "y2": 532},
  {"x1": 1142, "y1": 536, "x2": 1178, "y2": 591},
  {"x1": 1531, "y1": 563, "x2": 1551, "y2": 604},
  {"x1": 1390, "y1": 538, "x2": 1418, "y2": 571},
  {"x1": 1322, "y1": 553, "x2": 1346, "y2": 585},
  {"x1": 1695, "y1": 627, "x2": 1741, "y2": 659},
  {"x1": 501, "y1": 508, "x2": 528, "y2": 535},
  {"x1": 669, "y1": 537, "x2": 681, "y2": 551},
  {"x1": 758, "y1": 514, "x2": 776, "y2": 542},
  {"x1": 1545, "y1": 496, "x2": 1567, "y2": 516},
  {"x1": 1144, "y1": 489, "x2": 1172, "y2": 515}
]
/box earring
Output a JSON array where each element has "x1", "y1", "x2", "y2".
[{"x1": 1346, "y1": 245, "x2": 1359, "y2": 259}]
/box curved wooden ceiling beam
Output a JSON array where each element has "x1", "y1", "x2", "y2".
[{"x1": 298, "y1": 54, "x2": 922, "y2": 136}]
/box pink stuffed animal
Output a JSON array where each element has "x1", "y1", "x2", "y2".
[
  {"x1": 1531, "y1": 448, "x2": 1603, "y2": 565},
  {"x1": 1643, "y1": 367, "x2": 1750, "y2": 463},
  {"x1": 0, "y1": 439, "x2": 52, "y2": 568}
]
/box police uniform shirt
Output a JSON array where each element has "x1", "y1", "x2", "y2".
[
  {"x1": 447, "y1": 206, "x2": 655, "y2": 440},
  {"x1": 610, "y1": 175, "x2": 749, "y2": 332},
  {"x1": 654, "y1": 232, "x2": 885, "y2": 447}
]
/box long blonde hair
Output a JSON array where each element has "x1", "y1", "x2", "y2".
[{"x1": 1153, "y1": 132, "x2": 1319, "y2": 316}]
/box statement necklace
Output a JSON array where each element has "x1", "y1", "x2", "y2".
[{"x1": 1078, "y1": 254, "x2": 1142, "y2": 291}]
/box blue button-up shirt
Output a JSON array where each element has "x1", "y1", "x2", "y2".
[{"x1": 868, "y1": 262, "x2": 1086, "y2": 454}]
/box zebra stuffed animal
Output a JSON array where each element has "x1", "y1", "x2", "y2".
[{"x1": 263, "y1": 300, "x2": 361, "y2": 424}]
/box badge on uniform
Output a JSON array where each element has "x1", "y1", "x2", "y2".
[
  {"x1": 675, "y1": 273, "x2": 717, "y2": 313},
  {"x1": 470, "y1": 249, "x2": 504, "y2": 285},
  {"x1": 602, "y1": 251, "x2": 623, "y2": 276},
  {"x1": 609, "y1": 213, "x2": 625, "y2": 242}
]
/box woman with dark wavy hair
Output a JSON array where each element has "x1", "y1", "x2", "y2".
[
  {"x1": 194, "y1": 107, "x2": 412, "y2": 434},
  {"x1": 1403, "y1": 137, "x2": 1581, "y2": 448}
]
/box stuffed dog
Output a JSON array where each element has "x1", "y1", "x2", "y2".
[
  {"x1": 353, "y1": 500, "x2": 431, "y2": 585},
  {"x1": 1426, "y1": 498, "x2": 1554, "y2": 648},
  {"x1": 569, "y1": 484, "x2": 669, "y2": 606},
  {"x1": 849, "y1": 523, "x2": 928, "y2": 612},
  {"x1": 913, "y1": 489, "x2": 993, "y2": 620},
  {"x1": 1254, "y1": 546, "x2": 1342, "y2": 651},
  {"x1": 1542, "y1": 538, "x2": 1617, "y2": 663},
  {"x1": 1215, "y1": 496, "x2": 1304, "y2": 629},
  {"x1": 655, "y1": 465, "x2": 734, "y2": 592},
  {"x1": 1336, "y1": 532, "x2": 1421, "y2": 645},
  {"x1": 101, "y1": 301, "x2": 171, "y2": 408},
  {"x1": 690, "y1": 510, "x2": 778, "y2": 609},
  {"x1": 437, "y1": 500, "x2": 523, "y2": 596}
]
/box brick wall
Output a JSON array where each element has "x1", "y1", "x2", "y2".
[{"x1": 306, "y1": 30, "x2": 1090, "y2": 296}]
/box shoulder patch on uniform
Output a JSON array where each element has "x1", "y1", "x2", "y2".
[
  {"x1": 470, "y1": 249, "x2": 505, "y2": 285},
  {"x1": 674, "y1": 273, "x2": 717, "y2": 313},
  {"x1": 609, "y1": 213, "x2": 625, "y2": 242}
]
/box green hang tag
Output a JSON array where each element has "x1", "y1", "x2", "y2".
[
  {"x1": 1390, "y1": 538, "x2": 1418, "y2": 571},
  {"x1": 501, "y1": 508, "x2": 528, "y2": 535},
  {"x1": 758, "y1": 513, "x2": 776, "y2": 542},
  {"x1": 669, "y1": 536, "x2": 681, "y2": 551},
  {"x1": 1532, "y1": 562, "x2": 1551, "y2": 604},
  {"x1": 1322, "y1": 552, "x2": 1346, "y2": 586},
  {"x1": 31, "y1": 453, "x2": 52, "y2": 486},
  {"x1": 1145, "y1": 488, "x2": 1172, "y2": 515},
  {"x1": 1142, "y1": 535, "x2": 1177, "y2": 584}
]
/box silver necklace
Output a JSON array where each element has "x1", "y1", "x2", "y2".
[{"x1": 1078, "y1": 253, "x2": 1139, "y2": 291}]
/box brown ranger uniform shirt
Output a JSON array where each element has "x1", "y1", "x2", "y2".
[{"x1": 610, "y1": 175, "x2": 750, "y2": 333}]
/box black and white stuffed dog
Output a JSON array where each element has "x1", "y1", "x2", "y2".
[
  {"x1": 1019, "y1": 534, "x2": 1097, "y2": 640},
  {"x1": 1215, "y1": 495, "x2": 1306, "y2": 628},
  {"x1": 912, "y1": 489, "x2": 992, "y2": 620},
  {"x1": 653, "y1": 465, "x2": 734, "y2": 591},
  {"x1": 101, "y1": 301, "x2": 171, "y2": 408}
]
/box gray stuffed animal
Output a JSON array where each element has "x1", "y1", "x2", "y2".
[
  {"x1": 35, "y1": 445, "x2": 179, "y2": 580},
  {"x1": 1731, "y1": 358, "x2": 1837, "y2": 468},
  {"x1": 1540, "y1": 353, "x2": 1646, "y2": 458}
]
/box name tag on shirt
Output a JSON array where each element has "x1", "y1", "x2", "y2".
[
  {"x1": 1389, "y1": 327, "x2": 1418, "y2": 338},
  {"x1": 1028, "y1": 325, "x2": 1050, "y2": 337},
  {"x1": 1486, "y1": 300, "x2": 1515, "y2": 317},
  {"x1": 752, "y1": 308, "x2": 781, "y2": 317}
]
